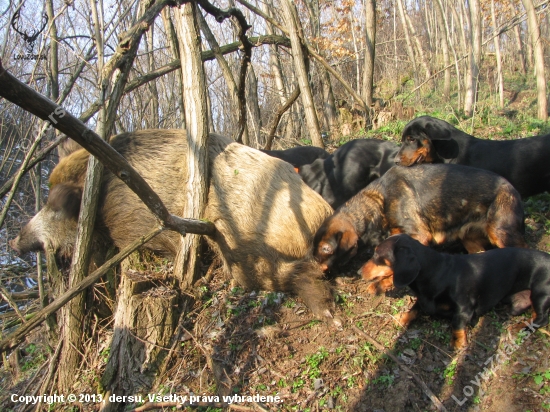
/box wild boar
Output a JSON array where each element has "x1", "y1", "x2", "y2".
[
  {"x1": 205, "y1": 134, "x2": 336, "y2": 320},
  {"x1": 10, "y1": 129, "x2": 189, "y2": 258},
  {"x1": 11, "y1": 130, "x2": 336, "y2": 320}
]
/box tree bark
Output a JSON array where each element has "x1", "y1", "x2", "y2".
[
  {"x1": 521, "y1": 0, "x2": 548, "y2": 120},
  {"x1": 464, "y1": 0, "x2": 482, "y2": 117},
  {"x1": 246, "y1": 65, "x2": 263, "y2": 147},
  {"x1": 397, "y1": 0, "x2": 418, "y2": 81},
  {"x1": 403, "y1": 2, "x2": 432, "y2": 84},
  {"x1": 263, "y1": 2, "x2": 295, "y2": 141},
  {"x1": 491, "y1": 0, "x2": 504, "y2": 109},
  {"x1": 146, "y1": 27, "x2": 160, "y2": 127},
  {"x1": 513, "y1": 24, "x2": 527, "y2": 75},
  {"x1": 173, "y1": 1, "x2": 210, "y2": 288},
  {"x1": 281, "y1": 0, "x2": 324, "y2": 148},
  {"x1": 58, "y1": 0, "x2": 109, "y2": 391},
  {"x1": 362, "y1": 0, "x2": 376, "y2": 107},
  {"x1": 435, "y1": 0, "x2": 451, "y2": 100},
  {"x1": 101, "y1": 269, "x2": 177, "y2": 411}
]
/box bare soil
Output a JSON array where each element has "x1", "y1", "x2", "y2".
[{"x1": 2, "y1": 214, "x2": 550, "y2": 412}]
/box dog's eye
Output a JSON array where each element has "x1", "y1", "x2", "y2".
[{"x1": 406, "y1": 136, "x2": 415, "y2": 142}]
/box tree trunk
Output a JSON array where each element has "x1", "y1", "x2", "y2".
[
  {"x1": 161, "y1": 8, "x2": 186, "y2": 127},
  {"x1": 246, "y1": 65, "x2": 263, "y2": 147},
  {"x1": 513, "y1": 24, "x2": 527, "y2": 75},
  {"x1": 173, "y1": 1, "x2": 210, "y2": 288},
  {"x1": 463, "y1": 0, "x2": 482, "y2": 117},
  {"x1": 434, "y1": 0, "x2": 451, "y2": 100},
  {"x1": 57, "y1": 0, "x2": 106, "y2": 392},
  {"x1": 491, "y1": 0, "x2": 504, "y2": 109},
  {"x1": 403, "y1": 3, "x2": 432, "y2": 84},
  {"x1": 101, "y1": 268, "x2": 177, "y2": 411},
  {"x1": 198, "y1": 11, "x2": 249, "y2": 143},
  {"x1": 146, "y1": 27, "x2": 160, "y2": 127},
  {"x1": 362, "y1": 0, "x2": 376, "y2": 107},
  {"x1": 397, "y1": 0, "x2": 418, "y2": 81},
  {"x1": 281, "y1": 0, "x2": 324, "y2": 148},
  {"x1": 521, "y1": 0, "x2": 548, "y2": 121},
  {"x1": 262, "y1": 0, "x2": 296, "y2": 141}
]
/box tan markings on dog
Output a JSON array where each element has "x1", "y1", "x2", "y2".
[
  {"x1": 451, "y1": 329, "x2": 468, "y2": 349},
  {"x1": 361, "y1": 259, "x2": 394, "y2": 282},
  {"x1": 395, "y1": 308, "x2": 419, "y2": 327},
  {"x1": 432, "y1": 231, "x2": 447, "y2": 244}
]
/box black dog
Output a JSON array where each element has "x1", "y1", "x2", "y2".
[
  {"x1": 313, "y1": 164, "x2": 526, "y2": 270},
  {"x1": 361, "y1": 234, "x2": 550, "y2": 349},
  {"x1": 260, "y1": 146, "x2": 329, "y2": 168},
  {"x1": 396, "y1": 115, "x2": 550, "y2": 198},
  {"x1": 299, "y1": 139, "x2": 398, "y2": 208}
]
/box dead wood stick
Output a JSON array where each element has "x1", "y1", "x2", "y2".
[
  {"x1": 263, "y1": 86, "x2": 300, "y2": 150},
  {"x1": 0, "y1": 59, "x2": 214, "y2": 238},
  {"x1": 351, "y1": 325, "x2": 448, "y2": 412},
  {"x1": 0, "y1": 227, "x2": 163, "y2": 354},
  {"x1": 0, "y1": 286, "x2": 26, "y2": 323}
]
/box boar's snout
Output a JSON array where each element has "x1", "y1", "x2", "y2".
[{"x1": 9, "y1": 237, "x2": 21, "y2": 255}]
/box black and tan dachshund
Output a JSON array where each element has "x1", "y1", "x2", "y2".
[
  {"x1": 360, "y1": 234, "x2": 550, "y2": 349},
  {"x1": 313, "y1": 163, "x2": 526, "y2": 270},
  {"x1": 260, "y1": 146, "x2": 329, "y2": 168},
  {"x1": 396, "y1": 115, "x2": 550, "y2": 198},
  {"x1": 299, "y1": 139, "x2": 399, "y2": 208}
]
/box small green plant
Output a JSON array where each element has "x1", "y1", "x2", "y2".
[
  {"x1": 304, "y1": 347, "x2": 329, "y2": 380},
  {"x1": 371, "y1": 373, "x2": 395, "y2": 387},
  {"x1": 409, "y1": 337, "x2": 422, "y2": 350},
  {"x1": 533, "y1": 369, "x2": 550, "y2": 398},
  {"x1": 444, "y1": 359, "x2": 458, "y2": 385},
  {"x1": 291, "y1": 378, "x2": 305, "y2": 392}
]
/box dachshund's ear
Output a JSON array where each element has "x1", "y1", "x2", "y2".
[
  {"x1": 432, "y1": 139, "x2": 459, "y2": 159},
  {"x1": 392, "y1": 245, "x2": 421, "y2": 287},
  {"x1": 422, "y1": 117, "x2": 453, "y2": 140}
]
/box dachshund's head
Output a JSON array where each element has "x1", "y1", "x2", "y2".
[
  {"x1": 396, "y1": 116, "x2": 459, "y2": 166},
  {"x1": 313, "y1": 215, "x2": 359, "y2": 271},
  {"x1": 360, "y1": 234, "x2": 422, "y2": 292}
]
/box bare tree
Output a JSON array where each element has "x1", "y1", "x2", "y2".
[
  {"x1": 362, "y1": 0, "x2": 376, "y2": 107},
  {"x1": 491, "y1": 0, "x2": 504, "y2": 109},
  {"x1": 281, "y1": 0, "x2": 324, "y2": 148},
  {"x1": 521, "y1": 0, "x2": 548, "y2": 121},
  {"x1": 173, "y1": 1, "x2": 210, "y2": 288},
  {"x1": 464, "y1": 0, "x2": 482, "y2": 117}
]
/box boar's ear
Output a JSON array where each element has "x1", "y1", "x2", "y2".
[
  {"x1": 392, "y1": 245, "x2": 421, "y2": 288},
  {"x1": 48, "y1": 183, "x2": 83, "y2": 220}
]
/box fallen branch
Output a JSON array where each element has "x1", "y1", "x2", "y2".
[
  {"x1": 0, "y1": 227, "x2": 163, "y2": 353},
  {"x1": 0, "y1": 286, "x2": 26, "y2": 323},
  {"x1": 351, "y1": 325, "x2": 448, "y2": 412}
]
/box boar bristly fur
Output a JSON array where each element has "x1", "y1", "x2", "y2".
[{"x1": 205, "y1": 134, "x2": 336, "y2": 319}]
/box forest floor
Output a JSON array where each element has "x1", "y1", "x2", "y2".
[{"x1": 3, "y1": 201, "x2": 550, "y2": 412}]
